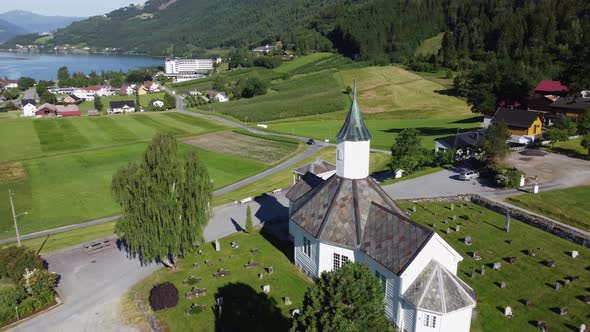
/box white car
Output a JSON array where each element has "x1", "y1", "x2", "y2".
[{"x1": 459, "y1": 171, "x2": 479, "y2": 181}]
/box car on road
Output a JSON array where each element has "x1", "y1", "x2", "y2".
[
  {"x1": 307, "y1": 138, "x2": 316, "y2": 145},
  {"x1": 459, "y1": 171, "x2": 479, "y2": 181}
]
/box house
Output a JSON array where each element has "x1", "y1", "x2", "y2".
[
  {"x1": 0, "y1": 80, "x2": 18, "y2": 91},
  {"x1": 72, "y1": 88, "x2": 96, "y2": 101},
  {"x1": 151, "y1": 99, "x2": 165, "y2": 108},
  {"x1": 109, "y1": 101, "x2": 136, "y2": 114},
  {"x1": 549, "y1": 96, "x2": 590, "y2": 120},
  {"x1": 119, "y1": 85, "x2": 135, "y2": 96},
  {"x1": 207, "y1": 90, "x2": 229, "y2": 103},
  {"x1": 84, "y1": 85, "x2": 113, "y2": 97},
  {"x1": 534, "y1": 80, "x2": 569, "y2": 97},
  {"x1": 144, "y1": 81, "x2": 161, "y2": 93},
  {"x1": 34, "y1": 104, "x2": 81, "y2": 117},
  {"x1": 21, "y1": 99, "x2": 37, "y2": 117},
  {"x1": 137, "y1": 85, "x2": 148, "y2": 95},
  {"x1": 252, "y1": 44, "x2": 275, "y2": 54},
  {"x1": 63, "y1": 94, "x2": 82, "y2": 104},
  {"x1": 434, "y1": 129, "x2": 485, "y2": 159},
  {"x1": 292, "y1": 158, "x2": 336, "y2": 184},
  {"x1": 286, "y1": 84, "x2": 476, "y2": 332},
  {"x1": 491, "y1": 108, "x2": 543, "y2": 136}
]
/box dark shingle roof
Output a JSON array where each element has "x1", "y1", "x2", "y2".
[
  {"x1": 402, "y1": 260, "x2": 477, "y2": 314},
  {"x1": 21, "y1": 99, "x2": 36, "y2": 106},
  {"x1": 110, "y1": 101, "x2": 136, "y2": 109},
  {"x1": 491, "y1": 108, "x2": 540, "y2": 128},
  {"x1": 336, "y1": 82, "x2": 371, "y2": 142},
  {"x1": 285, "y1": 172, "x2": 324, "y2": 202},
  {"x1": 436, "y1": 130, "x2": 486, "y2": 150},
  {"x1": 293, "y1": 159, "x2": 336, "y2": 176},
  {"x1": 289, "y1": 175, "x2": 432, "y2": 274},
  {"x1": 550, "y1": 96, "x2": 590, "y2": 111}
]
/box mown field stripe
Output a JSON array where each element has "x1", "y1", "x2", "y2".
[
  {"x1": 89, "y1": 117, "x2": 141, "y2": 143},
  {"x1": 129, "y1": 114, "x2": 191, "y2": 136}
]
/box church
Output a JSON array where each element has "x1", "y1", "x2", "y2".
[{"x1": 286, "y1": 85, "x2": 477, "y2": 332}]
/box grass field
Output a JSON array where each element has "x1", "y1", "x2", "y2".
[
  {"x1": 507, "y1": 186, "x2": 590, "y2": 232},
  {"x1": 414, "y1": 32, "x2": 444, "y2": 56},
  {"x1": 397, "y1": 201, "x2": 590, "y2": 332},
  {"x1": 551, "y1": 138, "x2": 588, "y2": 157},
  {"x1": 127, "y1": 229, "x2": 312, "y2": 331},
  {"x1": 78, "y1": 92, "x2": 167, "y2": 113}
]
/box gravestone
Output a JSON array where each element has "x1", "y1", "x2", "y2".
[
  {"x1": 432, "y1": 223, "x2": 436, "y2": 228},
  {"x1": 215, "y1": 239, "x2": 220, "y2": 252},
  {"x1": 452, "y1": 215, "x2": 457, "y2": 221},
  {"x1": 268, "y1": 266, "x2": 274, "y2": 275},
  {"x1": 584, "y1": 295, "x2": 590, "y2": 304},
  {"x1": 504, "y1": 306, "x2": 513, "y2": 318},
  {"x1": 537, "y1": 321, "x2": 546, "y2": 330},
  {"x1": 526, "y1": 249, "x2": 536, "y2": 257},
  {"x1": 559, "y1": 307, "x2": 568, "y2": 316},
  {"x1": 473, "y1": 251, "x2": 481, "y2": 261},
  {"x1": 555, "y1": 282, "x2": 561, "y2": 290},
  {"x1": 291, "y1": 309, "x2": 300, "y2": 317},
  {"x1": 500, "y1": 281, "x2": 507, "y2": 289},
  {"x1": 480, "y1": 265, "x2": 485, "y2": 275},
  {"x1": 493, "y1": 262, "x2": 501, "y2": 270},
  {"x1": 446, "y1": 227, "x2": 452, "y2": 234},
  {"x1": 471, "y1": 269, "x2": 476, "y2": 278},
  {"x1": 546, "y1": 261, "x2": 556, "y2": 268},
  {"x1": 450, "y1": 203, "x2": 454, "y2": 211},
  {"x1": 580, "y1": 324, "x2": 587, "y2": 332},
  {"x1": 524, "y1": 299, "x2": 531, "y2": 306},
  {"x1": 231, "y1": 241, "x2": 238, "y2": 248},
  {"x1": 571, "y1": 251, "x2": 579, "y2": 259},
  {"x1": 465, "y1": 236, "x2": 472, "y2": 245},
  {"x1": 508, "y1": 257, "x2": 517, "y2": 264},
  {"x1": 263, "y1": 285, "x2": 270, "y2": 293},
  {"x1": 198, "y1": 250, "x2": 203, "y2": 255},
  {"x1": 456, "y1": 225, "x2": 461, "y2": 232},
  {"x1": 412, "y1": 205, "x2": 416, "y2": 213},
  {"x1": 219, "y1": 258, "x2": 224, "y2": 263},
  {"x1": 504, "y1": 211, "x2": 511, "y2": 233},
  {"x1": 284, "y1": 297, "x2": 292, "y2": 305},
  {"x1": 192, "y1": 263, "x2": 199, "y2": 269},
  {"x1": 205, "y1": 259, "x2": 212, "y2": 266},
  {"x1": 258, "y1": 273, "x2": 263, "y2": 280}
]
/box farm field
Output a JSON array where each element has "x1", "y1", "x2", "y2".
[
  {"x1": 77, "y1": 92, "x2": 167, "y2": 113},
  {"x1": 397, "y1": 201, "x2": 590, "y2": 332},
  {"x1": 127, "y1": 229, "x2": 312, "y2": 331},
  {"x1": 507, "y1": 186, "x2": 590, "y2": 232}
]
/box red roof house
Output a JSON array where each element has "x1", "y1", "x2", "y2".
[{"x1": 534, "y1": 80, "x2": 569, "y2": 96}]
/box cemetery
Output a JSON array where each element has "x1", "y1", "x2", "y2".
[
  {"x1": 398, "y1": 201, "x2": 590, "y2": 332},
  {"x1": 128, "y1": 228, "x2": 312, "y2": 331}
]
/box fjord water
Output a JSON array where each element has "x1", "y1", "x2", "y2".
[{"x1": 0, "y1": 52, "x2": 163, "y2": 80}]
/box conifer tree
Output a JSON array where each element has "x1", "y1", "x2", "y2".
[
  {"x1": 112, "y1": 133, "x2": 211, "y2": 269},
  {"x1": 245, "y1": 205, "x2": 253, "y2": 234}
]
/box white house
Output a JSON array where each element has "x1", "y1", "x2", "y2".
[
  {"x1": 21, "y1": 99, "x2": 37, "y2": 117},
  {"x1": 207, "y1": 90, "x2": 229, "y2": 103},
  {"x1": 286, "y1": 84, "x2": 476, "y2": 332},
  {"x1": 109, "y1": 101, "x2": 136, "y2": 114},
  {"x1": 72, "y1": 88, "x2": 97, "y2": 101}
]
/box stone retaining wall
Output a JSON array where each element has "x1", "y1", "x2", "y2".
[{"x1": 399, "y1": 195, "x2": 590, "y2": 248}]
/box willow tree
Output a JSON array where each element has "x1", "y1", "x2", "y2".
[{"x1": 112, "y1": 132, "x2": 211, "y2": 269}]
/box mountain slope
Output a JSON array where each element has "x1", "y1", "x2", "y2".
[
  {"x1": 0, "y1": 10, "x2": 84, "y2": 33},
  {"x1": 0, "y1": 18, "x2": 26, "y2": 43}
]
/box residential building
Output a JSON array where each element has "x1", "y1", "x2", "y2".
[
  {"x1": 434, "y1": 129, "x2": 485, "y2": 159},
  {"x1": 21, "y1": 99, "x2": 37, "y2": 117},
  {"x1": 84, "y1": 85, "x2": 113, "y2": 97},
  {"x1": 252, "y1": 44, "x2": 275, "y2": 54},
  {"x1": 144, "y1": 81, "x2": 161, "y2": 93},
  {"x1": 534, "y1": 80, "x2": 569, "y2": 97},
  {"x1": 109, "y1": 101, "x2": 136, "y2": 114},
  {"x1": 0, "y1": 80, "x2": 18, "y2": 91},
  {"x1": 165, "y1": 58, "x2": 214, "y2": 74},
  {"x1": 35, "y1": 104, "x2": 81, "y2": 117},
  {"x1": 549, "y1": 96, "x2": 590, "y2": 120},
  {"x1": 119, "y1": 84, "x2": 135, "y2": 96},
  {"x1": 286, "y1": 84, "x2": 476, "y2": 332},
  {"x1": 207, "y1": 90, "x2": 229, "y2": 103},
  {"x1": 63, "y1": 94, "x2": 82, "y2": 104},
  {"x1": 73, "y1": 88, "x2": 96, "y2": 101}
]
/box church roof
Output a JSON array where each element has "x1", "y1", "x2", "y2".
[
  {"x1": 293, "y1": 158, "x2": 336, "y2": 176},
  {"x1": 336, "y1": 82, "x2": 372, "y2": 142},
  {"x1": 286, "y1": 172, "x2": 324, "y2": 202},
  {"x1": 289, "y1": 174, "x2": 433, "y2": 274},
  {"x1": 402, "y1": 260, "x2": 477, "y2": 314}
]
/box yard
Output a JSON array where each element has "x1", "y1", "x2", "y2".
[
  {"x1": 397, "y1": 201, "x2": 590, "y2": 332},
  {"x1": 77, "y1": 92, "x2": 167, "y2": 113},
  {"x1": 507, "y1": 186, "x2": 590, "y2": 233},
  {"x1": 551, "y1": 138, "x2": 589, "y2": 157},
  {"x1": 127, "y1": 228, "x2": 312, "y2": 331}
]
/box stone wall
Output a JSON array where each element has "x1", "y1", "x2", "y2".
[{"x1": 399, "y1": 195, "x2": 590, "y2": 248}]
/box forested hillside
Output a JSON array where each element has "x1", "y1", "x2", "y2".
[{"x1": 0, "y1": 18, "x2": 26, "y2": 43}]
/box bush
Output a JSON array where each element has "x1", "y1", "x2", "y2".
[
  {"x1": 0, "y1": 285, "x2": 27, "y2": 308},
  {"x1": 0, "y1": 247, "x2": 45, "y2": 284},
  {"x1": 253, "y1": 56, "x2": 282, "y2": 69},
  {"x1": 0, "y1": 306, "x2": 14, "y2": 324},
  {"x1": 492, "y1": 165, "x2": 523, "y2": 188},
  {"x1": 149, "y1": 282, "x2": 179, "y2": 311}
]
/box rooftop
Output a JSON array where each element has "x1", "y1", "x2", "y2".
[
  {"x1": 336, "y1": 82, "x2": 371, "y2": 142},
  {"x1": 491, "y1": 108, "x2": 540, "y2": 128},
  {"x1": 535, "y1": 80, "x2": 568, "y2": 93},
  {"x1": 293, "y1": 158, "x2": 336, "y2": 176},
  {"x1": 550, "y1": 96, "x2": 590, "y2": 111}
]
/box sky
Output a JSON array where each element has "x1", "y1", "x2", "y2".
[{"x1": 1, "y1": 0, "x2": 139, "y2": 17}]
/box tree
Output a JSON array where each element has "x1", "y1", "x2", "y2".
[
  {"x1": 94, "y1": 96, "x2": 104, "y2": 113},
  {"x1": 39, "y1": 90, "x2": 56, "y2": 104},
  {"x1": 544, "y1": 128, "x2": 569, "y2": 148},
  {"x1": 4, "y1": 101, "x2": 16, "y2": 111},
  {"x1": 577, "y1": 112, "x2": 590, "y2": 136},
  {"x1": 554, "y1": 116, "x2": 577, "y2": 136},
  {"x1": 112, "y1": 133, "x2": 212, "y2": 269},
  {"x1": 245, "y1": 205, "x2": 253, "y2": 234},
  {"x1": 291, "y1": 263, "x2": 392, "y2": 332},
  {"x1": 57, "y1": 66, "x2": 70, "y2": 82},
  {"x1": 164, "y1": 93, "x2": 176, "y2": 109},
  {"x1": 237, "y1": 77, "x2": 269, "y2": 98},
  {"x1": 3, "y1": 88, "x2": 19, "y2": 100},
  {"x1": 135, "y1": 88, "x2": 141, "y2": 111},
  {"x1": 17, "y1": 77, "x2": 35, "y2": 91},
  {"x1": 479, "y1": 122, "x2": 510, "y2": 165},
  {"x1": 390, "y1": 128, "x2": 430, "y2": 173},
  {"x1": 441, "y1": 32, "x2": 458, "y2": 70},
  {"x1": 581, "y1": 135, "x2": 590, "y2": 155},
  {"x1": 0, "y1": 246, "x2": 45, "y2": 284}
]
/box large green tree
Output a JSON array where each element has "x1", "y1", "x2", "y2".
[
  {"x1": 57, "y1": 66, "x2": 70, "y2": 82},
  {"x1": 17, "y1": 77, "x2": 35, "y2": 91},
  {"x1": 291, "y1": 263, "x2": 392, "y2": 332},
  {"x1": 480, "y1": 122, "x2": 510, "y2": 165},
  {"x1": 112, "y1": 133, "x2": 212, "y2": 269},
  {"x1": 94, "y1": 96, "x2": 104, "y2": 113},
  {"x1": 390, "y1": 128, "x2": 431, "y2": 173},
  {"x1": 577, "y1": 111, "x2": 590, "y2": 136}
]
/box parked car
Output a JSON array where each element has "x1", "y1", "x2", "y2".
[
  {"x1": 307, "y1": 138, "x2": 316, "y2": 145},
  {"x1": 459, "y1": 171, "x2": 479, "y2": 181}
]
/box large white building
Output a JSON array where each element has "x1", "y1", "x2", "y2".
[
  {"x1": 286, "y1": 84, "x2": 477, "y2": 332},
  {"x1": 165, "y1": 58, "x2": 214, "y2": 74}
]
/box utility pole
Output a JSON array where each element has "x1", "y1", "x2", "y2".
[{"x1": 8, "y1": 189, "x2": 27, "y2": 247}]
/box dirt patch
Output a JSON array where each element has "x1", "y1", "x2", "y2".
[
  {"x1": 0, "y1": 161, "x2": 27, "y2": 182},
  {"x1": 183, "y1": 132, "x2": 298, "y2": 165}
]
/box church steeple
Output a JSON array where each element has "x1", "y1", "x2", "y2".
[
  {"x1": 336, "y1": 81, "x2": 371, "y2": 179},
  {"x1": 336, "y1": 82, "x2": 372, "y2": 142}
]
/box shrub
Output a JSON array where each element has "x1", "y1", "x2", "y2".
[
  {"x1": 21, "y1": 269, "x2": 57, "y2": 299},
  {"x1": 0, "y1": 247, "x2": 45, "y2": 284},
  {"x1": 149, "y1": 282, "x2": 179, "y2": 311},
  {"x1": 492, "y1": 165, "x2": 523, "y2": 188},
  {"x1": 0, "y1": 306, "x2": 14, "y2": 325},
  {"x1": 0, "y1": 285, "x2": 27, "y2": 308}
]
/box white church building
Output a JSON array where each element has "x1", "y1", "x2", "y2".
[{"x1": 286, "y1": 85, "x2": 477, "y2": 332}]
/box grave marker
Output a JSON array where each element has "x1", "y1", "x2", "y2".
[
  {"x1": 580, "y1": 324, "x2": 587, "y2": 332},
  {"x1": 263, "y1": 285, "x2": 270, "y2": 293},
  {"x1": 571, "y1": 251, "x2": 579, "y2": 259},
  {"x1": 493, "y1": 262, "x2": 501, "y2": 270},
  {"x1": 215, "y1": 239, "x2": 220, "y2": 252},
  {"x1": 500, "y1": 281, "x2": 507, "y2": 289},
  {"x1": 559, "y1": 307, "x2": 568, "y2": 316},
  {"x1": 465, "y1": 236, "x2": 472, "y2": 245},
  {"x1": 555, "y1": 282, "x2": 561, "y2": 290},
  {"x1": 504, "y1": 306, "x2": 513, "y2": 318},
  {"x1": 284, "y1": 297, "x2": 292, "y2": 305},
  {"x1": 480, "y1": 265, "x2": 485, "y2": 275}
]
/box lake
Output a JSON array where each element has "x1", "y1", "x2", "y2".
[{"x1": 0, "y1": 52, "x2": 163, "y2": 80}]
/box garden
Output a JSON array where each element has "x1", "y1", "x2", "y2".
[{"x1": 397, "y1": 201, "x2": 590, "y2": 332}]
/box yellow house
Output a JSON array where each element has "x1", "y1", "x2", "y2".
[
  {"x1": 491, "y1": 108, "x2": 543, "y2": 136},
  {"x1": 137, "y1": 85, "x2": 148, "y2": 95},
  {"x1": 63, "y1": 94, "x2": 81, "y2": 104}
]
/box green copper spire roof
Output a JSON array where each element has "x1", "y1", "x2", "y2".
[{"x1": 336, "y1": 81, "x2": 372, "y2": 142}]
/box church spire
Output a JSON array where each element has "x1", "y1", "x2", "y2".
[{"x1": 336, "y1": 81, "x2": 372, "y2": 142}]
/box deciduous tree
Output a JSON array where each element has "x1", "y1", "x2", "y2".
[
  {"x1": 94, "y1": 96, "x2": 104, "y2": 113},
  {"x1": 480, "y1": 122, "x2": 510, "y2": 165},
  {"x1": 390, "y1": 128, "x2": 430, "y2": 173},
  {"x1": 112, "y1": 133, "x2": 212, "y2": 269},
  {"x1": 581, "y1": 135, "x2": 590, "y2": 155},
  {"x1": 577, "y1": 112, "x2": 590, "y2": 136},
  {"x1": 544, "y1": 128, "x2": 569, "y2": 148},
  {"x1": 291, "y1": 263, "x2": 392, "y2": 332}
]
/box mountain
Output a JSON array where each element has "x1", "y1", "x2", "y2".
[
  {"x1": 0, "y1": 18, "x2": 26, "y2": 43},
  {"x1": 0, "y1": 10, "x2": 84, "y2": 33}
]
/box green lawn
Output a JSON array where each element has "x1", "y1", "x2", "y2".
[
  {"x1": 551, "y1": 138, "x2": 589, "y2": 156},
  {"x1": 128, "y1": 229, "x2": 312, "y2": 331},
  {"x1": 274, "y1": 52, "x2": 336, "y2": 73},
  {"x1": 507, "y1": 186, "x2": 590, "y2": 232},
  {"x1": 414, "y1": 32, "x2": 444, "y2": 56},
  {"x1": 398, "y1": 201, "x2": 590, "y2": 332},
  {"x1": 78, "y1": 92, "x2": 167, "y2": 113}
]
